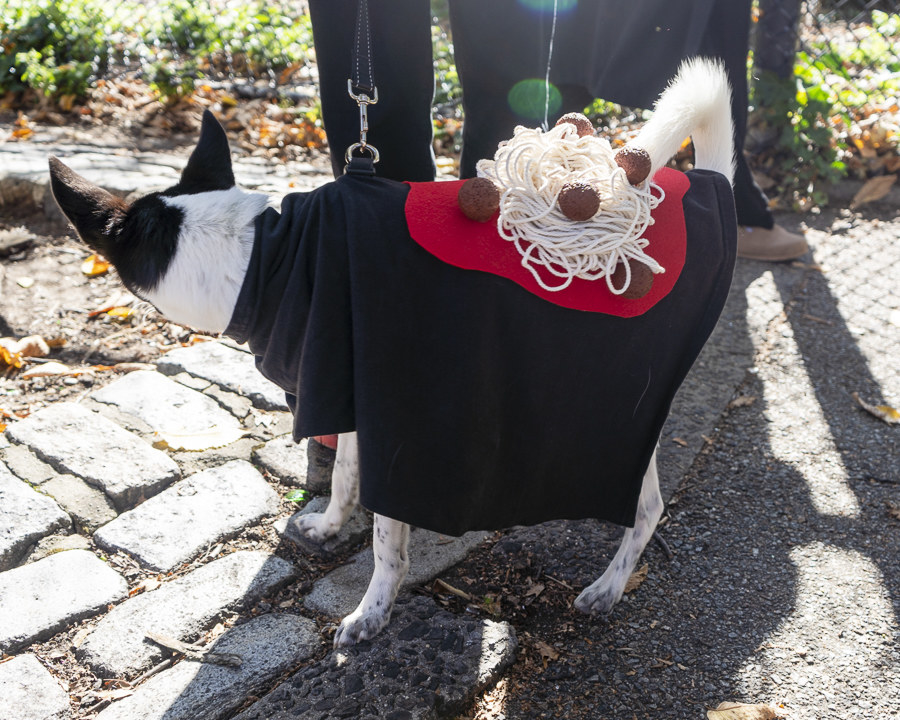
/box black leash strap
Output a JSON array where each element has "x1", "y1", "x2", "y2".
[{"x1": 345, "y1": 0, "x2": 379, "y2": 174}]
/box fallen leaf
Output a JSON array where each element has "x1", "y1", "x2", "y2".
[
  {"x1": 707, "y1": 701, "x2": 783, "y2": 719},
  {"x1": 96, "y1": 688, "x2": 134, "y2": 701},
  {"x1": 887, "y1": 501, "x2": 900, "y2": 521},
  {"x1": 13, "y1": 336, "x2": 50, "y2": 358},
  {"x1": 0, "y1": 343, "x2": 24, "y2": 369},
  {"x1": 853, "y1": 392, "x2": 900, "y2": 424},
  {"x1": 849, "y1": 174, "x2": 896, "y2": 209},
  {"x1": 533, "y1": 639, "x2": 560, "y2": 666},
  {"x1": 21, "y1": 361, "x2": 71, "y2": 378},
  {"x1": 106, "y1": 306, "x2": 134, "y2": 321},
  {"x1": 672, "y1": 437, "x2": 689, "y2": 447},
  {"x1": 153, "y1": 425, "x2": 247, "y2": 451},
  {"x1": 58, "y1": 93, "x2": 77, "y2": 112},
  {"x1": 624, "y1": 563, "x2": 649, "y2": 594},
  {"x1": 111, "y1": 362, "x2": 156, "y2": 373},
  {"x1": 727, "y1": 395, "x2": 757, "y2": 409},
  {"x1": 81, "y1": 254, "x2": 110, "y2": 276},
  {"x1": 524, "y1": 581, "x2": 546, "y2": 598},
  {"x1": 433, "y1": 578, "x2": 473, "y2": 601},
  {"x1": 285, "y1": 488, "x2": 308, "y2": 503}
]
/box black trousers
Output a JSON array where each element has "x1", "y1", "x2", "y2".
[{"x1": 308, "y1": 0, "x2": 773, "y2": 228}]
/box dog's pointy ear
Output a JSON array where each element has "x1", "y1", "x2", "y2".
[
  {"x1": 178, "y1": 110, "x2": 235, "y2": 192},
  {"x1": 48, "y1": 157, "x2": 128, "y2": 257}
]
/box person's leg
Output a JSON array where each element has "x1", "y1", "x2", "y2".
[
  {"x1": 451, "y1": 0, "x2": 592, "y2": 178},
  {"x1": 701, "y1": 1, "x2": 807, "y2": 259},
  {"x1": 308, "y1": 0, "x2": 436, "y2": 181}
]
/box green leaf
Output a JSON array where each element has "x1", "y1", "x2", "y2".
[{"x1": 285, "y1": 488, "x2": 308, "y2": 504}]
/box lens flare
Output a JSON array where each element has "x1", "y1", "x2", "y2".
[{"x1": 507, "y1": 79, "x2": 562, "y2": 121}]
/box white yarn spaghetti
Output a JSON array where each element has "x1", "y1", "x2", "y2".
[{"x1": 476, "y1": 122, "x2": 665, "y2": 293}]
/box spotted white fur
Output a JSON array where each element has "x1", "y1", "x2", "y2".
[{"x1": 147, "y1": 188, "x2": 267, "y2": 333}]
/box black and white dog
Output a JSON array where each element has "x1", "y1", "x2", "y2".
[{"x1": 49, "y1": 59, "x2": 735, "y2": 647}]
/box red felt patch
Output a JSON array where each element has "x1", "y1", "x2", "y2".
[{"x1": 405, "y1": 167, "x2": 690, "y2": 317}]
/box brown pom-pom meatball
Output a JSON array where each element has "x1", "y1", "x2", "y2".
[
  {"x1": 557, "y1": 182, "x2": 601, "y2": 222},
  {"x1": 458, "y1": 177, "x2": 500, "y2": 222},
  {"x1": 614, "y1": 146, "x2": 652, "y2": 185},
  {"x1": 555, "y1": 112, "x2": 594, "y2": 138},
  {"x1": 610, "y1": 259, "x2": 654, "y2": 299}
]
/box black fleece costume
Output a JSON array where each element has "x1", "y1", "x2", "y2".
[{"x1": 224, "y1": 169, "x2": 736, "y2": 536}]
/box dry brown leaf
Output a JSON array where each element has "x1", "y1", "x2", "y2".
[
  {"x1": 533, "y1": 639, "x2": 560, "y2": 666},
  {"x1": 524, "y1": 581, "x2": 545, "y2": 598},
  {"x1": 81, "y1": 254, "x2": 111, "y2": 276},
  {"x1": 849, "y1": 174, "x2": 897, "y2": 209},
  {"x1": 111, "y1": 362, "x2": 157, "y2": 373},
  {"x1": 14, "y1": 336, "x2": 50, "y2": 358},
  {"x1": 853, "y1": 392, "x2": 900, "y2": 424},
  {"x1": 886, "y1": 501, "x2": 900, "y2": 521},
  {"x1": 0, "y1": 343, "x2": 24, "y2": 369},
  {"x1": 624, "y1": 563, "x2": 649, "y2": 593},
  {"x1": 106, "y1": 306, "x2": 134, "y2": 321},
  {"x1": 672, "y1": 437, "x2": 689, "y2": 447},
  {"x1": 707, "y1": 701, "x2": 783, "y2": 719},
  {"x1": 727, "y1": 395, "x2": 757, "y2": 409}
]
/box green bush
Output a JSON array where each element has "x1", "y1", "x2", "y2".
[{"x1": 0, "y1": 0, "x2": 122, "y2": 97}]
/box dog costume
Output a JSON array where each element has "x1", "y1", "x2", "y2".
[{"x1": 225, "y1": 166, "x2": 735, "y2": 536}]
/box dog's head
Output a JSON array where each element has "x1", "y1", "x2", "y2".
[{"x1": 49, "y1": 110, "x2": 268, "y2": 332}]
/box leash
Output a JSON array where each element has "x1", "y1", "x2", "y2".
[{"x1": 345, "y1": 0, "x2": 379, "y2": 175}]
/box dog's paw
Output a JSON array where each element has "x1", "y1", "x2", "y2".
[
  {"x1": 574, "y1": 580, "x2": 624, "y2": 615},
  {"x1": 333, "y1": 606, "x2": 391, "y2": 647},
  {"x1": 290, "y1": 512, "x2": 341, "y2": 544}
]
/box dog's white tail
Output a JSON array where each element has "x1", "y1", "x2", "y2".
[{"x1": 631, "y1": 58, "x2": 735, "y2": 183}]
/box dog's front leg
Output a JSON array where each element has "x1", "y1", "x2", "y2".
[
  {"x1": 575, "y1": 450, "x2": 664, "y2": 614},
  {"x1": 333, "y1": 514, "x2": 410, "y2": 647},
  {"x1": 293, "y1": 431, "x2": 359, "y2": 543}
]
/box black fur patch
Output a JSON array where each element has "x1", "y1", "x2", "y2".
[
  {"x1": 161, "y1": 110, "x2": 235, "y2": 196},
  {"x1": 107, "y1": 193, "x2": 184, "y2": 293}
]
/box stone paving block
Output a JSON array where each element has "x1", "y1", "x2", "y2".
[
  {"x1": 5, "y1": 403, "x2": 180, "y2": 511},
  {"x1": 1, "y1": 443, "x2": 57, "y2": 484},
  {"x1": 234, "y1": 595, "x2": 517, "y2": 720},
  {"x1": 78, "y1": 551, "x2": 297, "y2": 678},
  {"x1": 0, "y1": 653, "x2": 70, "y2": 720},
  {"x1": 156, "y1": 342, "x2": 288, "y2": 410},
  {"x1": 94, "y1": 614, "x2": 319, "y2": 720},
  {"x1": 275, "y1": 496, "x2": 372, "y2": 558},
  {"x1": 91, "y1": 370, "x2": 243, "y2": 435},
  {"x1": 201, "y1": 383, "x2": 253, "y2": 419},
  {"x1": 0, "y1": 463, "x2": 71, "y2": 571},
  {"x1": 42, "y1": 474, "x2": 117, "y2": 533},
  {"x1": 27, "y1": 533, "x2": 92, "y2": 564},
  {"x1": 0, "y1": 549, "x2": 127, "y2": 653},
  {"x1": 304, "y1": 529, "x2": 490, "y2": 618},
  {"x1": 252, "y1": 435, "x2": 319, "y2": 490},
  {"x1": 93, "y1": 460, "x2": 280, "y2": 572}
]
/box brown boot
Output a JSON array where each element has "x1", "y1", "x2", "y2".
[{"x1": 737, "y1": 224, "x2": 808, "y2": 261}]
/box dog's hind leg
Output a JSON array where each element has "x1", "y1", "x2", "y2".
[
  {"x1": 293, "y1": 431, "x2": 360, "y2": 543},
  {"x1": 333, "y1": 514, "x2": 411, "y2": 647},
  {"x1": 574, "y1": 450, "x2": 664, "y2": 614}
]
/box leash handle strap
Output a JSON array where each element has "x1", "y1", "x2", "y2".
[{"x1": 345, "y1": 0, "x2": 379, "y2": 172}]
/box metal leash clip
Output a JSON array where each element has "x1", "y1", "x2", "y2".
[{"x1": 345, "y1": 79, "x2": 380, "y2": 165}]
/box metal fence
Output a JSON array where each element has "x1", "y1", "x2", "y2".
[{"x1": 754, "y1": 1, "x2": 900, "y2": 100}]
